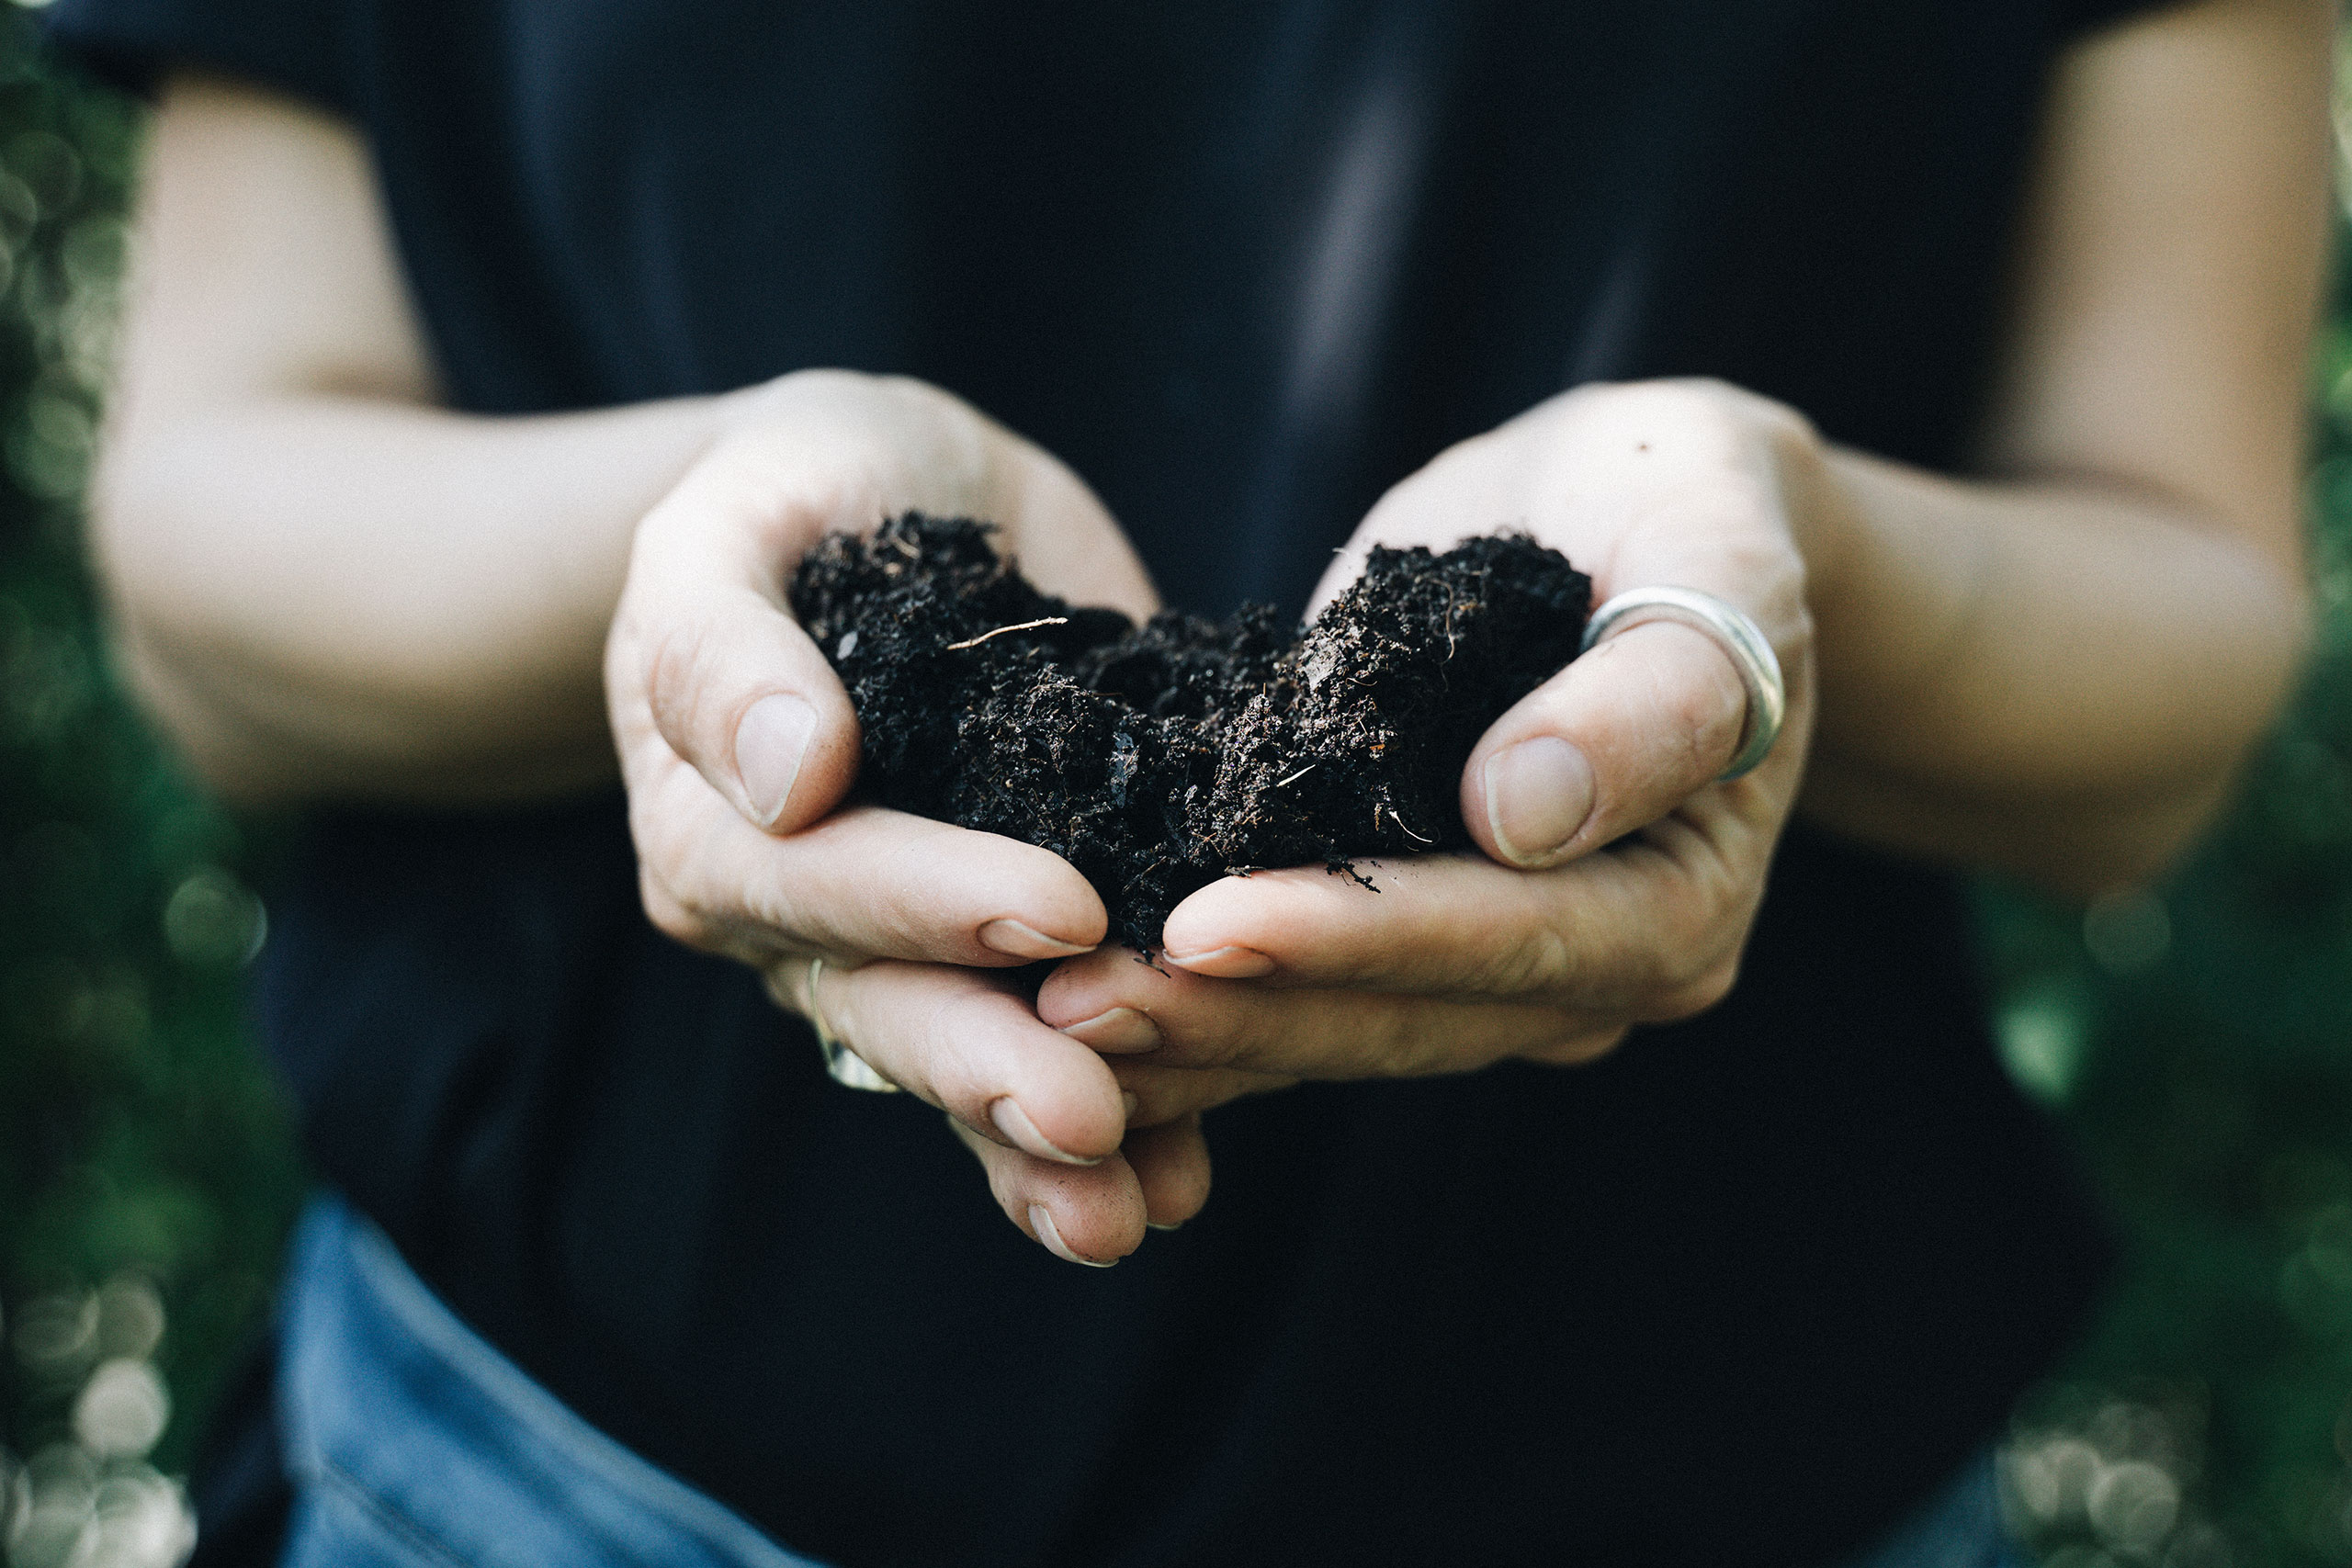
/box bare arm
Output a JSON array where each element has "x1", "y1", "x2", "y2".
[
  {"x1": 96, "y1": 73, "x2": 1196, "y2": 1260},
  {"x1": 1035, "y1": 0, "x2": 2338, "y2": 1125},
  {"x1": 88, "y1": 6, "x2": 2335, "y2": 1257},
  {"x1": 1798, "y1": 0, "x2": 2328, "y2": 894},
  {"x1": 96, "y1": 74, "x2": 725, "y2": 804}
]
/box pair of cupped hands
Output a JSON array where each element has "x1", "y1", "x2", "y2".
[{"x1": 606, "y1": 369, "x2": 1819, "y2": 1267}]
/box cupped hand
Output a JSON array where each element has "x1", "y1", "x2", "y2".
[
  {"x1": 606, "y1": 369, "x2": 1209, "y2": 1265},
  {"x1": 1037, "y1": 378, "x2": 1827, "y2": 1119}
]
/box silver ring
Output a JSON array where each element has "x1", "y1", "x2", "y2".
[
  {"x1": 805, "y1": 955, "x2": 899, "y2": 1092},
  {"x1": 1579, "y1": 586, "x2": 1785, "y2": 780}
]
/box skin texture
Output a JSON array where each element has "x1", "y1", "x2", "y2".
[{"x1": 96, "y1": 0, "x2": 2329, "y2": 1265}]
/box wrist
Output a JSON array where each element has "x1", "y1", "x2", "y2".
[{"x1": 1758, "y1": 407, "x2": 1859, "y2": 653}]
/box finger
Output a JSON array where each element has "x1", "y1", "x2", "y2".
[
  {"x1": 1123, "y1": 1116, "x2": 1214, "y2": 1231},
  {"x1": 611, "y1": 451, "x2": 869, "y2": 835},
  {"x1": 1291, "y1": 379, "x2": 1812, "y2": 872},
  {"x1": 614, "y1": 371, "x2": 1163, "y2": 840},
  {"x1": 1103, "y1": 1017, "x2": 1626, "y2": 1092},
  {"x1": 1111, "y1": 1062, "x2": 1295, "y2": 1127},
  {"x1": 1041, "y1": 946, "x2": 1601, "y2": 1076},
  {"x1": 638, "y1": 761, "x2": 1106, "y2": 964},
  {"x1": 978, "y1": 427, "x2": 1160, "y2": 624},
  {"x1": 947, "y1": 1118, "x2": 1147, "y2": 1266},
  {"x1": 817, "y1": 959, "x2": 1129, "y2": 1164},
  {"x1": 1461, "y1": 619, "x2": 1749, "y2": 870},
  {"x1": 613, "y1": 372, "x2": 1022, "y2": 835},
  {"x1": 1153, "y1": 830, "x2": 1758, "y2": 1012},
  {"x1": 755, "y1": 370, "x2": 1162, "y2": 625}
]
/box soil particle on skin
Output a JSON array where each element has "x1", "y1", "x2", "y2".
[{"x1": 789, "y1": 513, "x2": 1592, "y2": 952}]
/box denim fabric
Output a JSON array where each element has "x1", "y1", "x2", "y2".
[
  {"x1": 1836, "y1": 1448, "x2": 2030, "y2": 1568},
  {"x1": 275, "y1": 1192, "x2": 2024, "y2": 1568},
  {"x1": 276, "y1": 1196, "x2": 829, "y2": 1568}
]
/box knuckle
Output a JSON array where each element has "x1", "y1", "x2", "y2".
[
  {"x1": 1460, "y1": 883, "x2": 1584, "y2": 998},
  {"x1": 1361, "y1": 1010, "x2": 1435, "y2": 1077},
  {"x1": 1648, "y1": 376, "x2": 1743, "y2": 418},
  {"x1": 627, "y1": 797, "x2": 727, "y2": 947},
  {"x1": 1653, "y1": 640, "x2": 1748, "y2": 749},
  {"x1": 758, "y1": 367, "x2": 893, "y2": 434},
  {"x1": 1577, "y1": 379, "x2": 1818, "y2": 503},
  {"x1": 737, "y1": 877, "x2": 817, "y2": 952},
  {"x1": 1138, "y1": 1067, "x2": 1249, "y2": 1121},
  {"x1": 638, "y1": 868, "x2": 711, "y2": 950},
  {"x1": 643, "y1": 621, "x2": 723, "y2": 749},
  {"x1": 862, "y1": 824, "x2": 971, "y2": 947},
  {"x1": 1645, "y1": 956, "x2": 1741, "y2": 1022},
  {"x1": 910, "y1": 988, "x2": 983, "y2": 1108},
  {"x1": 1611, "y1": 942, "x2": 1685, "y2": 1013},
  {"x1": 1616, "y1": 379, "x2": 1751, "y2": 451},
  {"x1": 1166, "y1": 1006, "x2": 1250, "y2": 1073},
  {"x1": 1487, "y1": 918, "x2": 1575, "y2": 997},
  {"x1": 605, "y1": 599, "x2": 649, "y2": 685},
  {"x1": 1647, "y1": 377, "x2": 1808, "y2": 445},
  {"x1": 780, "y1": 366, "x2": 873, "y2": 400},
  {"x1": 1393, "y1": 1011, "x2": 1476, "y2": 1077}
]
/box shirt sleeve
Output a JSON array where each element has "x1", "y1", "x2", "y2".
[{"x1": 40, "y1": 0, "x2": 352, "y2": 114}]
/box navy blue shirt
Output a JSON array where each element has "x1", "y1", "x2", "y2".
[{"x1": 51, "y1": 4, "x2": 2153, "y2": 1562}]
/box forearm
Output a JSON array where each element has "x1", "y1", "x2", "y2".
[
  {"x1": 95, "y1": 391, "x2": 724, "y2": 805},
  {"x1": 1797, "y1": 446, "x2": 2309, "y2": 894}
]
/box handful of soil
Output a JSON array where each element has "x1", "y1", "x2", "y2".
[{"x1": 788, "y1": 514, "x2": 1591, "y2": 952}]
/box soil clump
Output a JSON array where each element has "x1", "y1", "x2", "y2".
[{"x1": 788, "y1": 514, "x2": 1591, "y2": 952}]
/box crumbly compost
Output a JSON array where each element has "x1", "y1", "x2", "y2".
[{"x1": 788, "y1": 513, "x2": 1591, "y2": 951}]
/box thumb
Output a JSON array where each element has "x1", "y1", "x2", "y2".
[
  {"x1": 1461, "y1": 619, "x2": 1752, "y2": 869},
  {"x1": 609, "y1": 465, "x2": 863, "y2": 835}
]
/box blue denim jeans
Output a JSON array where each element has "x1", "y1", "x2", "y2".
[
  {"x1": 276, "y1": 1197, "x2": 827, "y2": 1568},
  {"x1": 275, "y1": 1195, "x2": 2028, "y2": 1568},
  {"x1": 1838, "y1": 1450, "x2": 2032, "y2": 1568}
]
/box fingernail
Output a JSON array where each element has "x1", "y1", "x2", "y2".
[
  {"x1": 735, "y1": 693, "x2": 819, "y2": 828},
  {"x1": 1165, "y1": 945, "x2": 1275, "y2": 979},
  {"x1": 1482, "y1": 736, "x2": 1596, "y2": 867},
  {"x1": 1146, "y1": 1221, "x2": 1183, "y2": 1233},
  {"x1": 978, "y1": 919, "x2": 1096, "y2": 960},
  {"x1": 1062, "y1": 1007, "x2": 1163, "y2": 1054},
  {"x1": 1120, "y1": 1091, "x2": 1140, "y2": 1120},
  {"x1": 989, "y1": 1097, "x2": 1102, "y2": 1166},
  {"x1": 1030, "y1": 1204, "x2": 1116, "y2": 1268}
]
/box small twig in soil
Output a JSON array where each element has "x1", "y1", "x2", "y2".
[
  {"x1": 1273, "y1": 764, "x2": 1317, "y2": 788},
  {"x1": 944, "y1": 616, "x2": 1069, "y2": 650},
  {"x1": 1385, "y1": 807, "x2": 1433, "y2": 844}
]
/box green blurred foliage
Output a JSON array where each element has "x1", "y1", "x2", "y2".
[
  {"x1": 0, "y1": 10, "x2": 2347, "y2": 1568},
  {"x1": 1981, "y1": 80, "x2": 2352, "y2": 1568},
  {"x1": 0, "y1": 9, "x2": 302, "y2": 1560}
]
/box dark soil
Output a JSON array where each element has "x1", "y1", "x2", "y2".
[{"x1": 789, "y1": 514, "x2": 1591, "y2": 952}]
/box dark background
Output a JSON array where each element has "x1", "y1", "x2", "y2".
[{"x1": 0, "y1": 12, "x2": 2346, "y2": 1567}]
